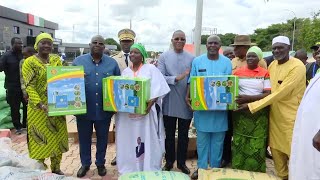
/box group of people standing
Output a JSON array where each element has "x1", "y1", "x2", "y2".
[{"x1": 0, "y1": 28, "x2": 319, "y2": 180}]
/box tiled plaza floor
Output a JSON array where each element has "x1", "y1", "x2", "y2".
[{"x1": 9, "y1": 129, "x2": 277, "y2": 180}]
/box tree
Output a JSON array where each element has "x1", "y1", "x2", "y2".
[
  {"x1": 201, "y1": 11, "x2": 320, "y2": 51},
  {"x1": 219, "y1": 33, "x2": 237, "y2": 46},
  {"x1": 105, "y1": 38, "x2": 121, "y2": 51},
  {"x1": 201, "y1": 33, "x2": 236, "y2": 46},
  {"x1": 201, "y1": 35, "x2": 210, "y2": 44},
  {"x1": 251, "y1": 16, "x2": 320, "y2": 51}
]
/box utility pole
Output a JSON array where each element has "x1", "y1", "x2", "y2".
[
  {"x1": 72, "y1": 24, "x2": 75, "y2": 42},
  {"x1": 98, "y1": 0, "x2": 100, "y2": 35},
  {"x1": 130, "y1": 19, "x2": 132, "y2": 29},
  {"x1": 285, "y1": 9, "x2": 296, "y2": 51},
  {"x1": 194, "y1": 0, "x2": 203, "y2": 56}
]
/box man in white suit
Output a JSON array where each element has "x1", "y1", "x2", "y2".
[{"x1": 112, "y1": 28, "x2": 136, "y2": 73}]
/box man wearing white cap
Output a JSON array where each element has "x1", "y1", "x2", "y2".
[{"x1": 237, "y1": 36, "x2": 306, "y2": 180}]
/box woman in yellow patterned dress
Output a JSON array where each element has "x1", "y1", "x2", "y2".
[{"x1": 22, "y1": 33, "x2": 68, "y2": 175}]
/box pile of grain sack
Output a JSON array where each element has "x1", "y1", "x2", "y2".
[
  {"x1": 0, "y1": 137, "x2": 81, "y2": 180},
  {"x1": 0, "y1": 72, "x2": 13, "y2": 129}
]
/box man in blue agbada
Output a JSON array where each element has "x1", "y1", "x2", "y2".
[{"x1": 186, "y1": 35, "x2": 232, "y2": 179}]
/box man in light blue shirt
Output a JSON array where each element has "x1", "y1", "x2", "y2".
[
  {"x1": 73, "y1": 35, "x2": 120, "y2": 178},
  {"x1": 187, "y1": 35, "x2": 232, "y2": 179}
]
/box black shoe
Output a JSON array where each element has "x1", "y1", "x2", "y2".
[
  {"x1": 15, "y1": 129, "x2": 22, "y2": 135},
  {"x1": 97, "y1": 165, "x2": 106, "y2": 176},
  {"x1": 177, "y1": 164, "x2": 190, "y2": 174},
  {"x1": 77, "y1": 166, "x2": 90, "y2": 178},
  {"x1": 220, "y1": 160, "x2": 230, "y2": 168},
  {"x1": 111, "y1": 157, "x2": 117, "y2": 166},
  {"x1": 191, "y1": 169, "x2": 198, "y2": 179},
  {"x1": 52, "y1": 169, "x2": 64, "y2": 175},
  {"x1": 266, "y1": 150, "x2": 273, "y2": 159},
  {"x1": 162, "y1": 163, "x2": 173, "y2": 171}
]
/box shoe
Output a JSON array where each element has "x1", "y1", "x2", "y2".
[
  {"x1": 77, "y1": 166, "x2": 90, "y2": 178},
  {"x1": 52, "y1": 169, "x2": 64, "y2": 175},
  {"x1": 111, "y1": 156, "x2": 116, "y2": 166},
  {"x1": 266, "y1": 150, "x2": 273, "y2": 159},
  {"x1": 15, "y1": 129, "x2": 22, "y2": 135},
  {"x1": 177, "y1": 164, "x2": 190, "y2": 174},
  {"x1": 162, "y1": 163, "x2": 173, "y2": 171},
  {"x1": 220, "y1": 160, "x2": 230, "y2": 168},
  {"x1": 97, "y1": 165, "x2": 106, "y2": 176},
  {"x1": 191, "y1": 169, "x2": 198, "y2": 179}
]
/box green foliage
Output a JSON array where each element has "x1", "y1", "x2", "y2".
[
  {"x1": 201, "y1": 33, "x2": 236, "y2": 46},
  {"x1": 201, "y1": 10, "x2": 320, "y2": 51},
  {"x1": 220, "y1": 33, "x2": 237, "y2": 46},
  {"x1": 105, "y1": 38, "x2": 121, "y2": 51},
  {"x1": 201, "y1": 35, "x2": 210, "y2": 44}
]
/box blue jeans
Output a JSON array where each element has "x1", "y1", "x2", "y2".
[{"x1": 77, "y1": 119, "x2": 111, "y2": 166}]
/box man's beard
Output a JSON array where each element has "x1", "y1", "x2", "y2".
[{"x1": 273, "y1": 53, "x2": 288, "y2": 61}]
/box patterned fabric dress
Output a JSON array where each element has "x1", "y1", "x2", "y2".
[
  {"x1": 232, "y1": 108, "x2": 269, "y2": 172},
  {"x1": 22, "y1": 54, "x2": 68, "y2": 160},
  {"x1": 232, "y1": 66, "x2": 271, "y2": 172}
]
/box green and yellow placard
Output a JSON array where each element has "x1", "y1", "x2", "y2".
[
  {"x1": 103, "y1": 76, "x2": 150, "y2": 114},
  {"x1": 190, "y1": 75, "x2": 239, "y2": 110},
  {"x1": 47, "y1": 66, "x2": 86, "y2": 116}
]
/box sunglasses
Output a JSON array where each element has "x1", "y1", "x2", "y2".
[
  {"x1": 91, "y1": 41, "x2": 104, "y2": 46},
  {"x1": 173, "y1": 38, "x2": 186, "y2": 42}
]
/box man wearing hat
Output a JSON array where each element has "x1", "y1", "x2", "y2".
[
  {"x1": 230, "y1": 35, "x2": 267, "y2": 73},
  {"x1": 306, "y1": 42, "x2": 320, "y2": 85},
  {"x1": 113, "y1": 28, "x2": 136, "y2": 72},
  {"x1": 310, "y1": 42, "x2": 320, "y2": 58},
  {"x1": 110, "y1": 28, "x2": 136, "y2": 166},
  {"x1": 237, "y1": 36, "x2": 306, "y2": 180}
]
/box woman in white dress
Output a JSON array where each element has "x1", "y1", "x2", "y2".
[{"x1": 116, "y1": 43, "x2": 170, "y2": 175}]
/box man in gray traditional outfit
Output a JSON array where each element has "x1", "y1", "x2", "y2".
[{"x1": 157, "y1": 30, "x2": 194, "y2": 174}]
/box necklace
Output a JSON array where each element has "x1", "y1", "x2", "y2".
[{"x1": 36, "y1": 54, "x2": 49, "y2": 64}]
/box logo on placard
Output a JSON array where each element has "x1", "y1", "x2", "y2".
[
  {"x1": 195, "y1": 101, "x2": 200, "y2": 107},
  {"x1": 134, "y1": 84, "x2": 141, "y2": 91},
  {"x1": 227, "y1": 80, "x2": 233, "y2": 87},
  {"x1": 51, "y1": 69, "x2": 57, "y2": 75}
]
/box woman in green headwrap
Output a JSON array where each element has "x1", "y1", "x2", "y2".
[
  {"x1": 115, "y1": 43, "x2": 170, "y2": 175},
  {"x1": 232, "y1": 46, "x2": 271, "y2": 172},
  {"x1": 22, "y1": 33, "x2": 68, "y2": 175}
]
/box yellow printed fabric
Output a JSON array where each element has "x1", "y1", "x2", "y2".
[
  {"x1": 22, "y1": 54, "x2": 68, "y2": 159},
  {"x1": 248, "y1": 57, "x2": 306, "y2": 155},
  {"x1": 231, "y1": 57, "x2": 267, "y2": 73}
]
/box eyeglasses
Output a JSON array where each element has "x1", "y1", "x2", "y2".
[
  {"x1": 207, "y1": 41, "x2": 220, "y2": 45},
  {"x1": 173, "y1": 38, "x2": 186, "y2": 42},
  {"x1": 91, "y1": 41, "x2": 104, "y2": 46}
]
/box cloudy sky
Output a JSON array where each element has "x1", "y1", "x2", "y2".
[{"x1": 1, "y1": 0, "x2": 319, "y2": 51}]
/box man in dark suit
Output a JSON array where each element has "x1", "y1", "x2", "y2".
[{"x1": 136, "y1": 137, "x2": 145, "y2": 158}]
